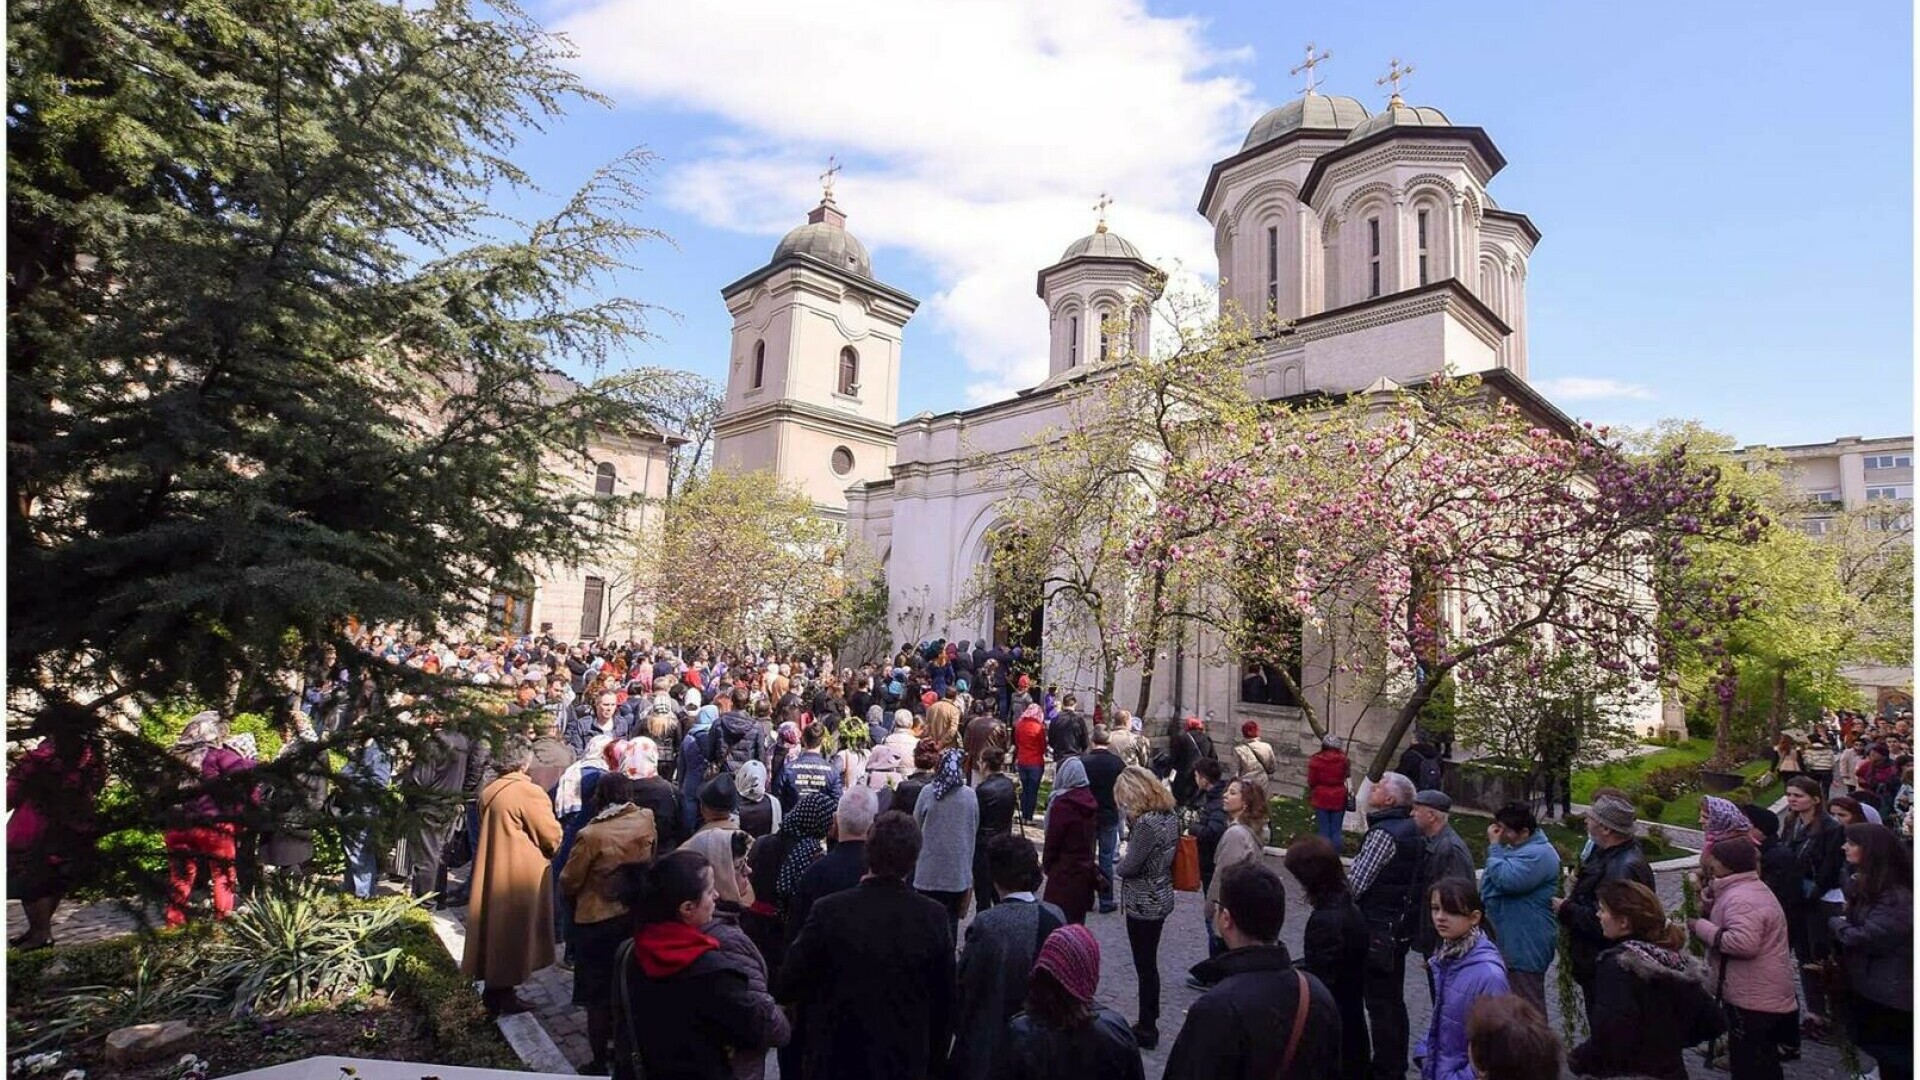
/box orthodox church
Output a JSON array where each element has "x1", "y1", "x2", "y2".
[{"x1": 708, "y1": 66, "x2": 1638, "y2": 761}]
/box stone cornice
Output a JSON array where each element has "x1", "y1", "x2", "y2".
[
  {"x1": 1197, "y1": 130, "x2": 1349, "y2": 219},
  {"x1": 721, "y1": 253, "x2": 920, "y2": 315},
  {"x1": 711, "y1": 398, "x2": 899, "y2": 443},
  {"x1": 1286, "y1": 278, "x2": 1511, "y2": 348},
  {"x1": 1299, "y1": 127, "x2": 1505, "y2": 207}
]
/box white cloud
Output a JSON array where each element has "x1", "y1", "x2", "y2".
[
  {"x1": 1534, "y1": 377, "x2": 1657, "y2": 402},
  {"x1": 553, "y1": 0, "x2": 1259, "y2": 398}
]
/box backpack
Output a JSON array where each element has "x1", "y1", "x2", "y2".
[{"x1": 703, "y1": 718, "x2": 756, "y2": 778}]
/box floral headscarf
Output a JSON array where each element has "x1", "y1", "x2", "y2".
[
  {"x1": 931, "y1": 748, "x2": 966, "y2": 801},
  {"x1": 776, "y1": 790, "x2": 837, "y2": 906},
  {"x1": 555, "y1": 734, "x2": 613, "y2": 815},
  {"x1": 778, "y1": 721, "x2": 801, "y2": 747},
  {"x1": 619, "y1": 736, "x2": 660, "y2": 780}
]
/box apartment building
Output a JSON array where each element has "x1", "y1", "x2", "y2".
[{"x1": 1742, "y1": 434, "x2": 1914, "y2": 536}]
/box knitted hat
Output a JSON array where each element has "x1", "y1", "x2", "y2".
[
  {"x1": 1709, "y1": 836, "x2": 1759, "y2": 875},
  {"x1": 1588, "y1": 793, "x2": 1638, "y2": 836},
  {"x1": 1032, "y1": 924, "x2": 1100, "y2": 1003},
  {"x1": 1740, "y1": 802, "x2": 1780, "y2": 840},
  {"x1": 1017, "y1": 674, "x2": 1031, "y2": 690}
]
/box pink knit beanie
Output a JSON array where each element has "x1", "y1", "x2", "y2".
[{"x1": 1033, "y1": 924, "x2": 1100, "y2": 1003}]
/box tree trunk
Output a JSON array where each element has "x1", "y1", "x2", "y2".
[
  {"x1": 1716, "y1": 689, "x2": 1735, "y2": 759},
  {"x1": 1365, "y1": 686, "x2": 1436, "y2": 782},
  {"x1": 1133, "y1": 568, "x2": 1168, "y2": 719},
  {"x1": 1134, "y1": 653, "x2": 1158, "y2": 721},
  {"x1": 1770, "y1": 664, "x2": 1788, "y2": 739}
]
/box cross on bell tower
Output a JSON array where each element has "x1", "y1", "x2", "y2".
[
  {"x1": 1092, "y1": 193, "x2": 1113, "y2": 234},
  {"x1": 1377, "y1": 58, "x2": 1415, "y2": 106},
  {"x1": 819, "y1": 155, "x2": 841, "y2": 202},
  {"x1": 1291, "y1": 43, "x2": 1332, "y2": 96}
]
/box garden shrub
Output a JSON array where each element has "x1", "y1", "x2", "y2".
[
  {"x1": 1636, "y1": 793, "x2": 1667, "y2": 821},
  {"x1": 1642, "y1": 764, "x2": 1700, "y2": 801}
]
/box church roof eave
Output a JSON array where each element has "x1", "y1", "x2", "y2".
[
  {"x1": 720, "y1": 252, "x2": 921, "y2": 311},
  {"x1": 1298, "y1": 126, "x2": 1506, "y2": 206},
  {"x1": 1483, "y1": 208, "x2": 1542, "y2": 247},
  {"x1": 1034, "y1": 254, "x2": 1165, "y2": 299},
  {"x1": 1196, "y1": 128, "x2": 1351, "y2": 218}
]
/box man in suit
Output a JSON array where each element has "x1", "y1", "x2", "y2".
[
  {"x1": 949, "y1": 834, "x2": 1064, "y2": 1080},
  {"x1": 776, "y1": 810, "x2": 955, "y2": 1080}
]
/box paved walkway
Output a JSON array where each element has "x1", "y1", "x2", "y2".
[{"x1": 6, "y1": 897, "x2": 156, "y2": 944}]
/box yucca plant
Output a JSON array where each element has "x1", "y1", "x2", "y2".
[
  {"x1": 199, "y1": 879, "x2": 421, "y2": 1017},
  {"x1": 25, "y1": 957, "x2": 221, "y2": 1051}
]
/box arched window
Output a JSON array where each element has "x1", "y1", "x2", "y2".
[
  {"x1": 593, "y1": 461, "x2": 616, "y2": 497},
  {"x1": 838, "y1": 346, "x2": 859, "y2": 396},
  {"x1": 1416, "y1": 209, "x2": 1430, "y2": 286},
  {"x1": 751, "y1": 340, "x2": 765, "y2": 389},
  {"x1": 1367, "y1": 216, "x2": 1383, "y2": 298},
  {"x1": 1266, "y1": 224, "x2": 1280, "y2": 317},
  {"x1": 1068, "y1": 314, "x2": 1079, "y2": 366},
  {"x1": 1098, "y1": 306, "x2": 1115, "y2": 362}
]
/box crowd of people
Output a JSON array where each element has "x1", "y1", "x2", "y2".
[{"x1": 7, "y1": 630, "x2": 1915, "y2": 1080}]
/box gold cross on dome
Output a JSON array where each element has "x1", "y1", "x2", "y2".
[
  {"x1": 820, "y1": 155, "x2": 841, "y2": 201},
  {"x1": 1376, "y1": 58, "x2": 1414, "y2": 106},
  {"x1": 1093, "y1": 193, "x2": 1113, "y2": 233},
  {"x1": 1290, "y1": 43, "x2": 1332, "y2": 96}
]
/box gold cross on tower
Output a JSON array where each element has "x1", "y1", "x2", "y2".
[
  {"x1": 820, "y1": 155, "x2": 841, "y2": 201},
  {"x1": 1290, "y1": 43, "x2": 1332, "y2": 97},
  {"x1": 1376, "y1": 58, "x2": 1414, "y2": 107},
  {"x1": 1092, "y1": 193, "x2": 1113, "y2": 234}
]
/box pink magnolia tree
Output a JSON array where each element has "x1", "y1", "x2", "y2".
[{"x1": 1153, "y1": 374, "x2": 1765, "y2": 780}]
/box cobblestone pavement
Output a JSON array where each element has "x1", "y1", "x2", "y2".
[{"x1": 6, "y1": 898, "x2": 154, "y2": 944}]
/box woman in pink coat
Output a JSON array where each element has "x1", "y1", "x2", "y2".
[{"x1": 1690, "y1": 836, "x2": 1799, "y2": 1080}]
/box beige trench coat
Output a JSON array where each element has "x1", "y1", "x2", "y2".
[{"x1": 460, "y1": 771, "x2": 563, "y2": 987}]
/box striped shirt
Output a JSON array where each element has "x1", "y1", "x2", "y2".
[{"x1": 1116, "y1": 809, "x2": 1180, "y2": 920}]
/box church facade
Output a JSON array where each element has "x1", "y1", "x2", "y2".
[{"x1": 709, "y1": 85, "x2": 1658, "y2": 766}]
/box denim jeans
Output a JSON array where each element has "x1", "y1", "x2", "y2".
[
  {"x1": 1018, "y1": 764, "x2": 1044, "y2": 821},
  {"x1": 1314, "y1": 807, "x2": 1344, "y2": 851},
  {"x1": 342, "y1": 828, "x2": 378, "y2": 899},
  {"x1": 1097, "y1": 822, "x2": 1120, "y2": 907}
]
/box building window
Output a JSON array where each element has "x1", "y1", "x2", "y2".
[
  {"x1": 579, "y1": 576, "x2": 605, "y2": 640},
  {"x1": 751, "y1": 340, "x2": 765, "y2": 389},
  {"x1": 1811, "y1": 490, "x2": 1843, "y2": 504},
  {"x1": 593, "y1": 461, "x2": 617, "y2": 497},
  {"x1": 1866, "y1": 454, "x2": 1912, "y2": 469},
  {"x1": 1239, "y1": 600, "x2": 1304, "y2": 708},
  {"x1": 1098, "y1": 307, "x2": 1114, "y2": 362},
  {"x1": 1266, "y1": 225, "x2": 1279, "y2": 317},
  {"x1": 1803, "y1": 517, "x2": 1833, "y2": 537},
  {"x1": 1866, "y1": 486, "x2": 1911, "y2": 501},
  {"x1": 838, "y1": 346, "x2": 859, "y2": 396},
  {"x1": 487, "y1": 575, "x2": 534, "y2": 637},
  {"x1": 1068, "y1": 315, "x2": 1079, "y2": 366},
  {"x1": 1870, "y1": 512, "x2": 1915, "y2": 532},
  {"x1": 1367, "y1": 216, "x2": 1382, "y2": 298},
  {"x1": 831, "y1": 446, "x2": 855, "y2": 476},
  {"x1": 1417, "y1": 209, "x2": 1430, "y2": 287}
]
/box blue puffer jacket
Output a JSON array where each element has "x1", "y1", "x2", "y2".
[
  {"x1": 1479, "y1": 829, "x2": 1561, "y2": 973},
  {"x1": 1416, "y1": 932, "x2": 1511, "y2": 1080}
]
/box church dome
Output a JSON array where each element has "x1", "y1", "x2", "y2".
[
  {"x1": 1242, "y1": 95, "x2": 1370, "y2": 150},
  {"x1": 1344, "y1": 101, "x2": 1451, "y2": 144},
  {"x1": 774, "y1": 212, "x2": 872, "y2": 278},
  {"x1": 1058, "y1": 229, "x2": 1143, "y2": 262}
]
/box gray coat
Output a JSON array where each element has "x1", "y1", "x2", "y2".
[
  {"x1": 950, "y1": 896, "x2": 1065, "y2": 1080},
  {"x1": 912, "y1": 783, "x2": 979, "y2": 893},
  {"x1": 1831, "y1": 888, "x2": 1913, "y2": 1010},
  {"x1": 1413, "y1": 823, "x2": 1477, "y2": 955}
]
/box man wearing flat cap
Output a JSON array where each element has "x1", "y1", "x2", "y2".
[
  {"x1": 1409, "y1": 788, "x2": 1476, "y2": 998},
  {"x1": 1553, "y1": 791, "x2": 1654, "y2": 1019}
]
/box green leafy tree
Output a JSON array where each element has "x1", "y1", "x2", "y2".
[{"x1": 8, "y1": 0, "x2": 664, "y2": 886}]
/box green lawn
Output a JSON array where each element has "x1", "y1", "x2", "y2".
[
  {"x1": 1569, "y1": 739, "x2": 1781, "y2": 829},
  {"x1": 1570, "y1": 739, "x2": 1718, "y2": 804}
]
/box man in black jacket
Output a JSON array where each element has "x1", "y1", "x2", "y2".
[
  {"x1": 1164, "y1": 861, "x2": 1342, "y2": 1080},
  {"x1": 1082, "y1": 728, "x2": 1126, "y2": 914},
  {"x1": 1346, "y1": 771, "x2": 1424, "y2": 1080},
  {"x1": 1553, "y1": 792, "x2": 1654, "y2": 1017},
  {"x1": 787, "y1": 786, "x2": 876, "y2": 943},
  {"x1": 776, "y1": 810, "x2": 955, "y2": 1080},
  {"x1": 1047, "y1": 694, "x2": 1089, "y2": 762}
]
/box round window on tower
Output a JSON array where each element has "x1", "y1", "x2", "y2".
[{"x1": 831, "y1": 446, "x2": 855, "y2": 476}]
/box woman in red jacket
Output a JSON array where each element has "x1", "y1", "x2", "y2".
[
  {"x1": 1014, "y1": 704, "x2": 1049, "y2": 825},
  {"x1": 1305, "y1": 734, "x2": 1351, "y2": 851}
]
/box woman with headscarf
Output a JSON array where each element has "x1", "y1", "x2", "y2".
[
  {"x1": 770, "y1": 721, "x2": 802, "y2": 810},
  {"x1": 679, "y1": 702, "x2": 722, "y2": 835},
  {"x1": 619, "y1": 737, "x2": 684, "y2": 855},
  {"x1": 559, "y1": 774, "x2": 655, "y2": 1072},
  {"x1": 863, "y1": 744, "x2": 906, "y2": 811},
  {"x1": 734, "y1": 759, "x2": 783, "y2": 839},
  {"x1": 913, "y1": 748, "x2": 980, "y2": 940},
  {"x1": 1043, "y1": 756, "x2": 1102, "y2": 924},
  {"x1": 164, "y1": 713, "x2": 255, "y2": 928},
  {"x1": 1014, "y1": 703, "x2": 1049, "y2": 824},
  {"x1": 866, "y1": 703, "x2": 891, "y2": 749},
  {"x1": 883, "y1": 709, "x2": 920, "y2": 761},
  {"x1": 550, "y1": 732, "x2": 613, "y2": 955},
  {"x1": 682, "y1": 822, "x2": 778, "y2": 1080},
  {"x1": 262, "y1": 716, "x2": 327, "y2": 876},
  {"x1": 743, "y1": 789, "x2": 836, "y2": 982}
]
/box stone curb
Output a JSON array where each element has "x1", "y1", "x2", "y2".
[{"x1": 426, "y1": 909, "x2": 573, "y2": 1075}]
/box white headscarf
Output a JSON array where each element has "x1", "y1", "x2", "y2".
[{"x1": 555, "y1": 734, "x2": 613, "y2": 815}]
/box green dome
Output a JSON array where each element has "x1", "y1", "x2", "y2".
[
  {"x1": 1344, "y1": 101, "x2": 1452, "y2": 144},
  {"x1": 1242, "y1": 95, "x2": 1370, "y2": 150}
]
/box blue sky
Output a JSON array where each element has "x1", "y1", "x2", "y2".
[{"x1": 505, "y1": 0, "x2": 1912, "y2": 446}]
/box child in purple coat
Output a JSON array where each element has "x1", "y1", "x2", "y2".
[{"x1": 1416, "y1": 878, "x2": 1512, "y2": 1080}]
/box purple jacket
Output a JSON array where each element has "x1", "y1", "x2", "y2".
[{"x1": 1416, "y1": 933, "x2": 1510, "y2": 1080}]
